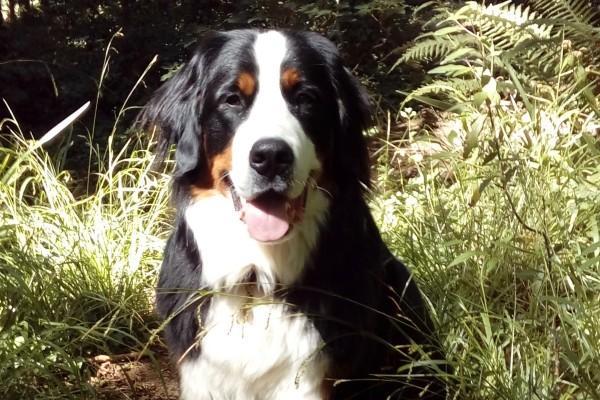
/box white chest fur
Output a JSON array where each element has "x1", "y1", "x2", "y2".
[
  {"x1": 179, "y1": 295, "x2": 328, "y2": 400},
  {"x1": 180, "y1": 191, "x2": 330, "y2": 399}
]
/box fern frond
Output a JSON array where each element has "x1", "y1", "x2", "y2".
[
  {"x1": 398, "y1": 34, "x2": 477, "y2": 65},
  {"x1": 531, "y1": 0, "x2": 600, "y2": 27},
  {"x1": 529, "y1": 0, "x2": 600, "y2": 47},
  {"x1": 501, "y1": 37, "x2": 562, "y2": 77},
  {"x1": 400, "y1": 0, "x2": 599, "y2": 110},
  {"x1": 403, "y1": 78, "x2": 480, "y2": 106},
  {"x1": 458, "y1": 1, "x2": 553, "y2": 48}
]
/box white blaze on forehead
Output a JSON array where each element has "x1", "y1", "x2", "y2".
[
  {"x1": 230, "y1": 31, "x2": 320, "y2": 200},
  {"x1": 253, "y1": 30, "x2": 287, "y2": 105}
]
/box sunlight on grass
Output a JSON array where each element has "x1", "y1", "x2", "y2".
[
  {"x1": 373, "y1": 94, "x2": 600, "y2": 399},
  {"x1": 0, "y1": 112, "x2": 171, "y2": 398}
]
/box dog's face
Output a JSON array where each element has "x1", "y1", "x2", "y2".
[{"x1": 143, "y1": 30, "x2": 370, "y2": 243}]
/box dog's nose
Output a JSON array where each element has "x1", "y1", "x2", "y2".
[{"x1": 249, "y1": 138, "x2": 294, "y2": 179}]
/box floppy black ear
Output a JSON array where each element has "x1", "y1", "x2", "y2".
[
  {"x1": 141, "y1": 54, "x2": 209, "y2": 177},
  {"x1": 335, "y1": 66, "x2": 372, "y2": 189},
  {"x1": 300, "y1": 31, "x2": 372, "y2": 190},
  {"x1": 140, "y1": 52, "x2": 205, "y2": 177},
  {"x1": 140, "y1": 31, "x2": 229, "y2": 177}
]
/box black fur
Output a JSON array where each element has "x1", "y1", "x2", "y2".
[{"x1": 141, "y1": 29, "x2": 448, "y2": 399}]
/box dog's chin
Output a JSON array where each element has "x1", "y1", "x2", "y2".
[{"x1": 226, "y1": 178, "x2": 309, "y2": 244}]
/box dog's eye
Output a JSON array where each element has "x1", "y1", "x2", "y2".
[
  {"x1": 295, "y1": 91, "x2": 316, "y2": 105},
  {"x1": 225, "y1": 94, "x2": 242, "y2": 106}
]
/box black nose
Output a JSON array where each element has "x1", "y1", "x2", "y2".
[{"x1": 249, "y1": 138, "x2": 294, "y2": 179}]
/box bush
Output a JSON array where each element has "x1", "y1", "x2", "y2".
[{"x1": 375, "y1": 101, "x2": 600, "y2": 398}]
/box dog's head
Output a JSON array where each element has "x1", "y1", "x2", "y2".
[{"x1": 142, "y1": 30, "x2": 370, "y2": 243}]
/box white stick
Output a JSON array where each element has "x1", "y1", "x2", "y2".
[{"x1": 36, "y1": 101, "x2": 91, "y2": 147}]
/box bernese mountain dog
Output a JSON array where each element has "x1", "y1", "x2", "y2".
[{"x1": 141, "y1": 29, "x2": 448, "y2": 399}]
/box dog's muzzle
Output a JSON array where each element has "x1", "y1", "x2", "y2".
[{"x1": 225, "y1": 176, "x2": 308, "y2": 243}]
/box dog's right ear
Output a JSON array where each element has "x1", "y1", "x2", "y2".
[{"x1": 139, "y1": 33, "x2": 223, "y2": 177}]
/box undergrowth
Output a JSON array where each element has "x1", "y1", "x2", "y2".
[
  {"x1": 374, "y1": 102, "x2": 600, "y2": 398},
  {"x1": 0, "y1": 109, "x2": 170, "y2": 398},
  {"x1": 374, "y1": 1, "x2": 600, "y2": 397}
]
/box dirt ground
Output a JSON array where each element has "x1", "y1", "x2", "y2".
[{"x1": 89, "y1": 348, "x2": 179, "y2": 400}]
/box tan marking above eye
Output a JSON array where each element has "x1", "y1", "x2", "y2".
[
  {"x1": 237, "y1": 72, "x2": 256, "y2": 97},
  {"x1": 281, "y1": 68, "x2": 301, "y2": 90}
]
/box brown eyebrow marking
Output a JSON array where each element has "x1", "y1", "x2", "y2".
[
  {"x1": 281, "y1": 68, "x2": 301, "y2": 90},
  {"x1": 237, "y1": 72, "x2": 256, "y2": 97}
]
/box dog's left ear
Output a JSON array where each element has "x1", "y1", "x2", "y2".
[
  {"x1": 140, "y1": 32, "x2": 226, "y2": 177},
  {"x1": 139, "y1": 53, "x2": 205, "y2": 177},
  {"x1": 335, "y1": 66, "x2": 371, "y2": 188},
  {"x1": 300, "y1": 31, "x2": 372, "y2": 189}
]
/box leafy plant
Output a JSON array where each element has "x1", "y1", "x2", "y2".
[
  {"x1": 374, "y1": 90, "x2": 600, "y2": 400},
  {"x1": 373, "y1": 2, "x2": 600, "y2": 398},
  {"x1": 397, "y1": 0, "x2": 600, "y2": 113}
]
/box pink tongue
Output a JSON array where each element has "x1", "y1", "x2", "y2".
[{"x1": 244, "y1": 199, "x2": 290, "y2": 242}]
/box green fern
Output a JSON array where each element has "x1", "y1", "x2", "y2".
[
  {"x1": 397, "y1": 34, "x2": 478, "y2": 65},
  {"x1": 461, "y1": 1, "x2": 553, "y2": 44},
  {"x1": 530, "y1": 0, "x2": 600, "y2": 62},
  {"x1": 398, "y1": 0, "x2": 599, "y2": 112},
  {"x1": 532, "y1": 0, "x2": 600, "y2": 31},
  {"x1": 400, "y1": 78, "x2": 480, "y2": 110}
]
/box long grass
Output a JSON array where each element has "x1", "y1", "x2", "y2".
[
  {"x1": 373, "y1": 84, "x2": 600, "y2": 398},
  {"x1": 0, "y1": 108, "x2": 171, "y2": 398}
]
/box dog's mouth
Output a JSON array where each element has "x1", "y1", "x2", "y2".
[{"x1": 225, "y1": 177, "x2": 308, "y2": 243}]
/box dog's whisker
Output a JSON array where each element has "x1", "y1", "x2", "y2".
[
  {"x1": 315, "y1": 184, "x2": 333, "y2": 199},
  {"x1": 217, "y1": 171, "x2": 231, "y2": 185}
]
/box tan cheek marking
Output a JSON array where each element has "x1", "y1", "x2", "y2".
[
  {"x1": 189, "y1": 186, "x2": 219, "y2": 200},
  {"x1": 210, "y1": 145, "x2": 232, "y2": 194},
  {"x1": 281, "y1": 68, "x2": 300, "y2": 90},
  {"x1": 189, "y1": 144, "x2": 232, "y2": 200},
  {"x1": 237, "y1": 72, "x2": 256, "y2": 97}
]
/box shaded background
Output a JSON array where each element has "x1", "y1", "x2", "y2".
[{"x1": 0, "y1": 0, "x2": 431, "y2": 142}]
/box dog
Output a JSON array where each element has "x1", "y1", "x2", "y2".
[{"x1": 141, "y1": 29, "x2": 448, "y2": 400}]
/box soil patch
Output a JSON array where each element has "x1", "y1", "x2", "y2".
[{"x1": 89, "y1": 348, "x2": 178, "y2": 399}]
